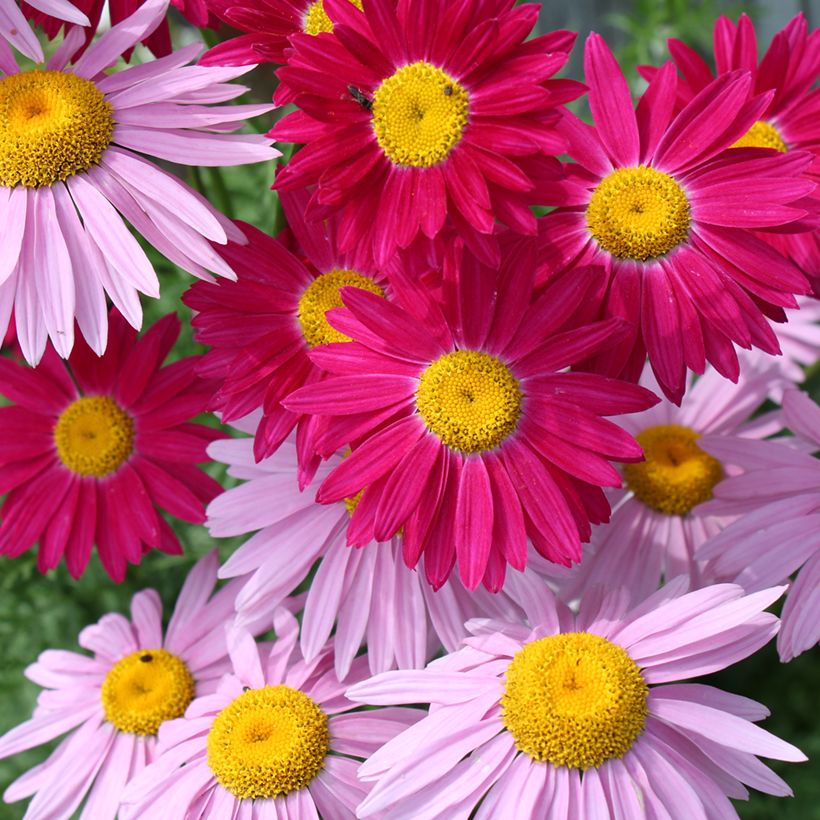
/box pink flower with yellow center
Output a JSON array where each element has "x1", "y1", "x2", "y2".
[
  {"x1": 120, "y1": 611, "x2": 421, "y2": 819},
  {"x1": 0, "y1": 552, "x2": 245, "y2": 820},
  {"x1": 0, "y1": 310, "x2": 223, "y2": 581},
  {"x1": 0, "y1": 0, "x2": 277, "y2": 364},
  {"x1": 348, "y1": 576, "x2": 805, "y2": 818},
  {"x1": 272, "y1": 0, "x2": 582, "y2": 266},
  {"x1": 538, "y1": 33, "x2": 816, "y2": 404},
  {"x1": 284, "y1": 235, "x2": 659, "y2": 591}
]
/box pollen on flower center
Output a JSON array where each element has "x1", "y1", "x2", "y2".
[
  {"x1": 416, "y1": 350, "x2": 522, "y2": 453},
  {"x1": 0, "y1": 69, "x2": 114, "y2": 188},
  {"x1": 501, "y1": 632, "x2": 648, "y2": 769},
  {"x1": 623, "y1": 424, "x2": 724, "y2": 516},
  {"x1": 372, "y1": 61, "x2": 469, "y2": 168},
  {"x1": 297, "y1": 268, "x2": 384, "y2": 348},
  {"x1": 101, "y1": 650, "x2": 195, "y2": 736},
  {"x1": 54, "y1": 396, "x2": 135, "y2": 478},
  {"x1": 302, "y1": 0, "x2": 363, "y2": 36},
  {"x1": 586, "y1": 166, "x2": 691, "y2": 261},
  {"x1": 731, "y1": 120, "x2": 788, "y2": 152},
  {"x1": 206, "y1": 685, "x2": 330, "y2": 799}
]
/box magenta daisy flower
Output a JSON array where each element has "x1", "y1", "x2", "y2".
[
  {"x1": 538, "y1": 33, "x2": 816, "y2": 403},
  {"x1": 272, "y1": 0, "x2": 581, "y2": 266},
  {"x1": 697, "y1": 389, "x2": 820, "y2": 661},
  {"x1": 642, "y1": 14, "x2": 820, "y2": 297},
  {"x1": 348, "y1": 577, "x2": 805, "y2": 818},
  {"x1": 207, "y1": 417, "x2": 530, "y2": 679},
  {"x1": 0, "y1": 0, "x2": 277, "y2": 364},
  {"x1": 560, "y1": 363, "x2": 784, "y2": 604},
  {"x1": 1, "y1": 0, "x2": 87, "y2": 62},
  {"x1": 121, "y1": 611, "x2": 420, "y2": 818},
  {"x1": 284, "y1": 236, "x2": 659, "y2": 590},
  {"x1": 184, "y1": 188, "x2": 389, "y2": 480},
  {"x1": 202, "y1": 0, "x2": 365, "y2": 67},
  {"x1": 0, "y1": 310, "x2": 223, "y2": 581},
  {"x1": 0, "y1": 551, "x2": 243, "y2": 820}
]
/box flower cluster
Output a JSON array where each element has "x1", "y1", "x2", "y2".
[{"x1": 0, "y1": 1, "x2": 817, "y2": 818}]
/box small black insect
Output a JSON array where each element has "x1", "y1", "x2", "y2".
[
  {"x1": 443, "y1": 85, "x2": 453, "y2": 96},
  {"x1": 347, "y1": 85, "x2": 373, "y2": 111},
  {"x1": 242, "y1": 686, "x2": 252, "y2": 692},
  {"x1": 140, "y1": 653, "x2": 153, "y2": 663}
]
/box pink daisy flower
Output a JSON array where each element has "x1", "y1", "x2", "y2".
[
  {"x1": 184, "y1": 188, "x2": 389, "y2": 481},
  {"x1": 560, "y1": 363, "x2": 784, "y2": 604},
  {"x1": 0, "y1": 551, "x2": 243, "y2": 820},
  {"x1": 0, "y1": 0, "x2": 278, "y2": 364},
  {"x1": 272, "y1": 0, "x2": 582, "y2": 266},
  {"x1": 538, "y1": 33, "x2": 816, "y2": 403},
  {"x1": 0, "y1": 309, "x2": 223, "y2": 581},
  {"x1": 348, "y1": 577, "x2": 805, "y2": 818},
  {"x1": 1, "y1": 0, "x2": 87, "y2": 62},
  {"x1": 284, "y1": 236, "x2": 659, "y2": 591},
  {"x1": 121, "y1": 610, "x2": 421, "y2": 819},
  {"x1": 642, "y1": 14, "x2": 820, "y2": 296},
  {"x1": 697, "y1": 389, "x2": 820, "y2": 662},
  {"x1": 207, "y1": 417, "x2": 530, "y2": 679},
  {"x1": 23, "y1": 0, "x2": 220, "y2": 61}
]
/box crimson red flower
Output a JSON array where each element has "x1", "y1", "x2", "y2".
[
  {"x1": 184, "y1": 189, "x2": 397, "y2": 486},
  {"x1": 273, "y1": 0, "x2": 581, "y2": 266},
  {"x1": 641, "y1": 13, "x2": 820, "y2": 296},
  {"x1": 0, "y1": 311, "x2": 222, "y2": 580},
  {"x1": 284, "y1": 235, "x2": 659, "y2": 591},
  {"x1": 538, "y1": 34, "x2": 816, "y2": 403}
]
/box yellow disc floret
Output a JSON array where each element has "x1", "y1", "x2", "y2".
[
  {"x1": 303, "y1": 0, "x2": 363, "y2": 35},
  {"x1": 372, "y1": 61, "x2": 469, "y2": 167},
  {"x1": 501, "y1": 632, "x2": 648, "y2": 769},
  {"x1": 0, "y1": 70, "x2": 114, "y2": 188},
  {"x1": 416, "y1": 350, "x2": 522, "y2": 453},
  {"x1": 623, "y1": 423, "x2": 724, "y2": 516},
  {"x1": 54, "y1": 396, "x2": 135, "y2": 478},
  {"x1": 586, "y1": 166, "x2": 690, "y2": 261},
  {"x1": 101, "y1": 650, "x2": 195, "y2": 736},
  {"x1": 297, "y1": 268, "x2": 384, "y2": 348},
  {"x1": 207, "y1": 685, "x2": 330, "y2": 799},
  {"x1": 731, "y1": 120, "x2": 788, "y2": 152}
]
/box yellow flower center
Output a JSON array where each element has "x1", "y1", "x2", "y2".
[
  {"x1": 0, "y1": 70, "x2": 114, "y2": 188},
  {"x1": 344, "y1": 489, "x2": 364, "y2": 516},
  {"x1": 731, "y1": 120, "x2": 787, "y2": 152},
  {"x1": 54, "y1": 396, "x2": 135, "y2": 478},
  {"x1": 623, "y1": 424, "x2": 724, "y2": 516},
  {"x1": 586, "y1": 166, "x2": 690, "y2": 261},
  {"x1": 207, "y1": 685, "x2": 330, "y2": 800},
  {"x1": 501, "y1": 632, "x2": 648, "y2": 769},
  {"x1": 372, "y1": 61, "x2": 469, "y2": 168},
  {"x1": 416, "y1": 350, "x2": 522, "y2": 454},
  {"x1": 297, "y1": 268, "x2": 384, "y2": 348},
  {"x1": 302, "y1": 0, "x2": 363, "y2": 35},
  {"x1": 101, "y1": 650, "x2": 195, "y2": 736}
]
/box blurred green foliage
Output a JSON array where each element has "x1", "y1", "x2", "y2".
[
  {"x1": 608, "y1": 0, "x2": 758, "y2": 87},
  {"x1": 0, "y1": 2, "x2": 817, "y2": 818}
]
